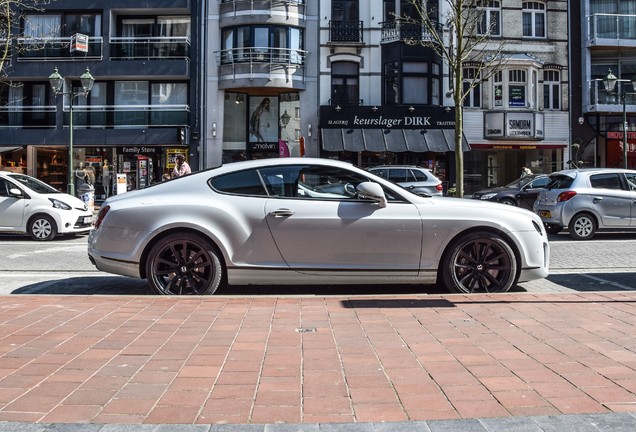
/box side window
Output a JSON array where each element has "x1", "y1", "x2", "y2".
[
  {"x1": 624, "y1": 173, "x2": 636, "y2": 191},
  {"x1": 590, "y1": 173, "x2": 621, "y2": 190},
  {"x1": 387, "y1": 168, "x2": 408, "y2": 183},
  {"x1": 210, "y1": 169, "x2": 267, "y2": 196},
  {"x1": 296, "y1": 165, "x2": 370, "y2": 200},
  {"x1": 0, "y1": 179, "x2": 9, "y2": 197},
  {"x1": 530, "y1": 177, "x2": 549, "y2": 188}
]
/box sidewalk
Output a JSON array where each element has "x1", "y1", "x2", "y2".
[{"x1": 1, "y1": 292, "x2": 636, "y2": 429}]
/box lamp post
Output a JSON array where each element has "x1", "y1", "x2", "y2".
[
  {"x1": 602, "y1": 69, "x2": 636, "y2": 169},
  {"x1": 49, "y1": 67, "x2": 95, "y2": 196}
]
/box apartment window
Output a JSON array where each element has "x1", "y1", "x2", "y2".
[
  {"x1": 403, "y1": 62, "x2": 429, "y2": 105},
  {"x1": 383, "y1": 60, "x2": 441, "y2": 105},
  {"x1": 523, "y1": 2, "x2": 546, "y2": 38},
  {"x1": 331, "y1": 62, "x2": 359, "y2": 106},
  {"x1": 478, "y1": 1, "x2": 501, "y2": 36},
  {"x1": 509, "y1": 69, "x2": 527, "y2": 107},
  {"x1": 493, "y1": 71, "x2": 503, "y2": 107},
  {"x1": 463, "y1": 67, "x2": 481, "y2": 108},
  {"x1": 23, "y1": 14, "x2": 61, "y2": 39},
  {"x1": 221, "y1": 26, "x2": 304, "y2": 64},
  {"x1": 332, "y1": 0, "x2": 359, "y2": 21},
  {"x1": 543, "y1": 70, "x2": 560, "y2": 110}
]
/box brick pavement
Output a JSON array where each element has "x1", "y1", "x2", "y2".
[{"x1": 2, "y1": 292, "x2": 636, "y2": 427}]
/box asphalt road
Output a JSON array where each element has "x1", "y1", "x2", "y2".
[{"x1": 0, "y1": 231, "x2": 635, "y2": 296}]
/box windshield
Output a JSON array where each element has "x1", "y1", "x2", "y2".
[
  {"x1": 8, "y1": 173, "x2": 61, "y2": 194},
  {"x1": 505, "y1": 176, "x2": 532, "y2": 189}
]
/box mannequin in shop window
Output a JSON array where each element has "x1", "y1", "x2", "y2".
[
  {"x1": 75, "y1": 163, "x2": 88, "y2": 191},
  {"x1": 101, "y1": 159, "x2": 111, "y2": 198},
  {"x1": 85, "y1": 164, "x2": 96, "y2": 185}
]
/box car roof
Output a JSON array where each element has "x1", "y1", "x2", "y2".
[{"x1": 551, "y1": 168, "x2": 636, "y2": 178}]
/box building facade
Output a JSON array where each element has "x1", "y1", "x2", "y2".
[
  {"x1": 572, "y1": 0, "x2": 636, "y2": 170},
  {"x1": 0, "y1": 0, "x2": 200, "y2": 197},
  {"x1": 204, "y1": 1, "x2": 319, "y2": 167}
]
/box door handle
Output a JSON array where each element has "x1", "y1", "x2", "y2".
[
  {"x1": 592, "y1": 197, "x2": 603, "y2": 203},
  {"x1": 269, "y1": 209, "x2": 295, "y2": 218}
]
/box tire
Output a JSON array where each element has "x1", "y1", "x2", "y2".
[
  {"x1": 545, "y1": 224, "x2": 562, "y2": 235},
  {"x1": 440, "y1": 232, "x2": 517, "y2": 294},
  {"x1": 568, "y1": 213, "x2": 596, "y2": 240},
  {"x1": 145, "y1": 233, "x2": 225, "y2": 295},
  {"x1": 499, "y1": 198, "x2": 516, "y2": 206},
  {"x1": 28, "y1": 214, "x2": 57, "y2": 241}
]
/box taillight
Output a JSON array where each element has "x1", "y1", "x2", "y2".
[
  {"x1": 557, "y1": 191, "x2": 577, "y2": 202},
  {"x1": 435, "y1": 183, "x2": 443, "y2": 192},
  {"x1": 94, "y1": 205, "x2": 110, "y2": 229}
]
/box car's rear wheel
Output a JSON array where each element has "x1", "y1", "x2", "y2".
[
  {"x1": 441, "y1": 232, "x2": 517, "y2": 294},
  {"x1": 28, "y1": 214, "x2": 57, "y2": 241},
  {"x1": 569, "y1": 213, "x2": 596, "y2": 240},
  {"x1": 146, "y1": 233, "x2": 224, "y2": 295}
]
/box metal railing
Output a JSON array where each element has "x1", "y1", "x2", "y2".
[
  {"x1": 0, "y1": 105, "x2": 189, "y2": 128},
  {"x1": 216, "y1": 47, "x2": 306, "y2": 65},
  {"x1": 16, "y1": 37, "x2": 103, "y2": 60},
  {"x1": 0, "y1": 106, "x2": 57, "y2": 127},
  {"x1": 328, "y1": 98, "x2": 363, "y2": 106},
  {"x1": 379, "y1": 19, "x2": 441, "y2": 43},
  {"x1": 588, "y1": 13, "x2": 636, "y2": 42},
  {"x1": 109, "y1": 37, "x2": 190, "y2": 60},
  {"x1": 329, "y1": 20, "x2": 363, "y2": 43},
  {"x1": 589, "y1": 80, "x2": 636, "y2": 107},
  {"x1": 220, "y1": 0, "x2": 305, "y2": 16}
]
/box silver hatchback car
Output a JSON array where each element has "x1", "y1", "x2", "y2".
[
  {"x1": 534, "y1": 168, "x2": 636, "y2": 240},
  {"x1": 367, "y1": 165, "x2": 443, "y2": 196}
]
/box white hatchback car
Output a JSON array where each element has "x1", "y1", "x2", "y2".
[{"x1": 0, "y1": 171, "x2": 94, "y2": 241}]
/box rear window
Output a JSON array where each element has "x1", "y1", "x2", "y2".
[
  {"x1": 411, "y1": 170, "x2": 429, "y2": 181},
  {"x1": 210, "y1": 170, "x2": 267, "y2": 196},
  {"x1": 546, "y1": 175, "x2": 574, "y2": 190}
]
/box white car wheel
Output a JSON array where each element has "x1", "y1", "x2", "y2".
[
  {"x1": 441, "y1": 232, "x2": 517, "y2": 294},
  {"x1": 29, "y1": 214, "x2": 57, "y2": 241},
  {"x1": 146, "y1": 233, "x2": 225, "y2": 295}
]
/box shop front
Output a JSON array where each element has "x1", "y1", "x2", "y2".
[{"x1": 318, "y1": 105, "x2": 467, "y2": 185}]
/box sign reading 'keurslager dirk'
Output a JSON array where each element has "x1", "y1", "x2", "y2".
[{"x1": 319, "y1": 105, "x2": 456, "y2": 129}]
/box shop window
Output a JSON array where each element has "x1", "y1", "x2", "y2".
[
  {"x1": 543, "y1": 70, "x2": 560, "y2": 110},
  {"x1": 522, "y1": 2, "x2": 546, "y2": 38},
  {"x1": 331, "y1": 62, "x2": 360, "y2": 106},
  {"x1": 477, "y1": 1, "x2": 501, "y2": 36}
]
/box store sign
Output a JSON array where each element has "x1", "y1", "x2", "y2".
[
  {"x1": 121, "y1": 146, "x2": 158, "y2": 155},
  {"x1": 71, "y1": 33, "x2": 89, "y2": 53},
  {"x1": 248, "y1": 142, "x2": 278, "y2": 152},
  {"x1": 484, "y1": 112, "x2": 544, "y2": 140},
  {"x1": 319, "y1": 106, "x2": 456, "y2": 130}
]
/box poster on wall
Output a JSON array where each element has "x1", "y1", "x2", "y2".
[{"x1": 249, "y1": 96, "x2": 279, "y2": 143}]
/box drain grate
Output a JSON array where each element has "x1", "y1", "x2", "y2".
[{"x1": 295, "y1": 327, "x2": 317, "y2": 333}]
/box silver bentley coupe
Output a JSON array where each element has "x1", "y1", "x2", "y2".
[{"x1": 88, "y1": 158, "x2": 549, "y2": 295}]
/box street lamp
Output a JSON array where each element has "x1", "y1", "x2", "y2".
[
  {"x1": 602, "y1": 69, "x2": 636, "y2": 169},
  {"x1": 49, "y1": 67, "x2": 95, "y2": 196}
]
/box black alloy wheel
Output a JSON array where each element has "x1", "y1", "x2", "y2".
[
  {"x1": 146, "y1": 233, "x2": 224, "y2": 295},
  {"x1": 441, "y1": 232, "x2": 517, "y2": 294}
]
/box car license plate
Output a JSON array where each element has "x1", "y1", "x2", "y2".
[
  {"x1": 538, "y1": 210, "x2": 551, "y2": 218},
  {"x1": 83, "y1": 216, "x2": 94, "y2": 224}
]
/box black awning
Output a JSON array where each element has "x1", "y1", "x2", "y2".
[{"x1": 321, "y1": 128, "x2": 470, "y2": 153}]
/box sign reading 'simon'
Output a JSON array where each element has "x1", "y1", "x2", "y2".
[{"x1": 71, "y1": 33, "x2": 89, "y2": 53}]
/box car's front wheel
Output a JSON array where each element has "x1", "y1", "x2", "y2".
[
  {"x1": 28, "y1": 214, "x2": 57, "y2": 241},
  {"x1": 499, "y1": 198, "x2": 517, "y2": 206},
  {"x1": 145, "y1": 233, "x2": 225, "y2": 295},
  {"x1": 569, "y1": 213, "x2": 596, "y2": 240},
  {"x1": 440, "y1": 232, "x2": 517, "y2": 294}
]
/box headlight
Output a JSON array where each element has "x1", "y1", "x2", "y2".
[
  {"x1": 49, "y1": 198, "x2": 72, "y2": 210},
  {"x1": 481, "y1": 193, "x2": 497, "y2": 200}
]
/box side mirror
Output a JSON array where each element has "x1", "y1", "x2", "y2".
[
  {"x1": 356, "y1": 182, "x2": 387, "y2": 208},
  {"x1": 9, "y1": 188, "x2": 23, "y2": 198}
]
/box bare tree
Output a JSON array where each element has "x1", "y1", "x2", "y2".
[
  {"x1": 400, "y1": 0, "x2": 509, "y2": 197},
  {"x1": 0, "y1": 0, "x2": 54, "y2": 77}
]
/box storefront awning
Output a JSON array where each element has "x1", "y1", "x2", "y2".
[
  {"x1": 321, "y1": 128, "x2": 470, "y2": 153},
  {"x1": 0, "y1": 147, "x2": 22, "y2": 153}
]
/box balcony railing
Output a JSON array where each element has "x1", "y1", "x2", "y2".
[
  {"x1": 380, "y1": 19, "x2": 441, "y2": 43},
  {"x1": 109, "y1": 37, "x2": 190, "y2": 60},
  {"x1": 220, "y1": 0, "x2": 306, "y2": 17},
  {"x1": 0, "y1": 106, "x2": 57, "y2": 127},
  {"x1": 329, "y1": 20, "x2": 363, "y2": 43},
  {"x1": 216, "y1": 47, "x2": 306, "y2": 65},
  {"x1": 329, "y1": 98, "x2": 363, "y2": 106},
  {"x1": 0, "y1": 105, "x2": 189, "y2": 128},
  {"x1": 16, "y1": 37, "x2": 103, "y2": 60},
  {"x1": 588, "y1": 13, "x2": 636, "y2": 44},
  {"x1": 588, "y1": 80, "x2": 636, "y2": 110}
]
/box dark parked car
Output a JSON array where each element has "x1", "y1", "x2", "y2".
[{"x1": 472, "y1": 174, "x2": 549, "y2": 209}]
